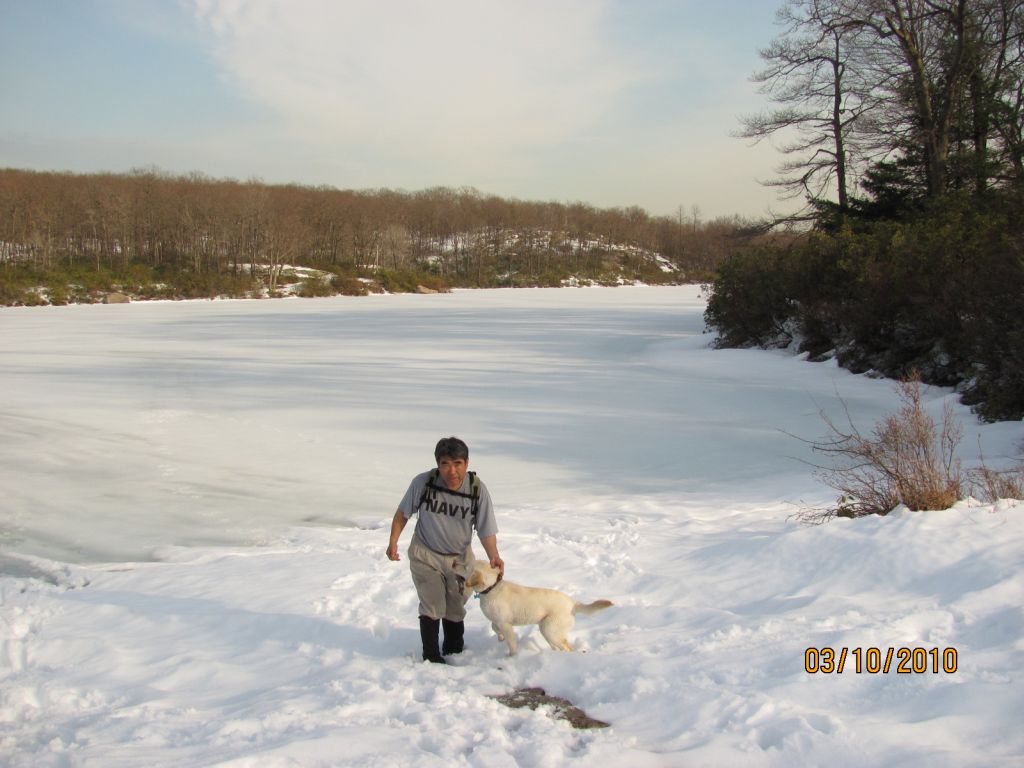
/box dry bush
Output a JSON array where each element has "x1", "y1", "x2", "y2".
[
  {"x1": 971, "y1": 465, "x2": 1024, "y2": 503},
  {"x1": 797, "y1": 376, "x2": 965, "y2": 523}
]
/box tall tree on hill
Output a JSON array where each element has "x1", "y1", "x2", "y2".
[
  {"x1": 978, "y1": 0, "x2": 1024, "y2": 186},
  {"x1": 842, "y1": 0, "x2": 973, "y2": 198},
  {"x1": 747, "y1": 0, "x2": 1024, "y2": 212},
  {"x1": 738, "y1": 0, "x2": 872, "y2": 215},
  {"x1": 844, "y1": 0, "x2": 1024, "y2": 197}
]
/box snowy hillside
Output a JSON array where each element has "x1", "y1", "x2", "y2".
[{"x1": 1, "y1": 286, "x2": 1022, "y2": 767}]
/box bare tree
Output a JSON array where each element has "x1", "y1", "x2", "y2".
[
  {"x1": 739, "y1": 0, "x2": 874, "y2": 213},
  {"x1": 977, "y1": 0, "x2": 1024, "y2": 185},
  {"x1": 745, "y1": 0, "x2": 1024, "y2": 207},
  {"x1": 843, "y1": 0, "x2": 973, "y2": 197}
]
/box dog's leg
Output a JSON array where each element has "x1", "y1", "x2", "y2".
[
  {"x1": 491, "y1": 621, "x2": 505, "y2": 642},
  {"x1": 497, "y1": 623, "x2": 518, "y2": 655},
  {"x1": 539, "y1": 616, "x2": 575, "y2": 652},
  {"x1": 542, "y1": 632, "x2": 573, "y2": 652}
]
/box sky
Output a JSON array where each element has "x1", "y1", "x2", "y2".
[{"x1": 0, "y1": 0, "x2": 795, "y2": 220}]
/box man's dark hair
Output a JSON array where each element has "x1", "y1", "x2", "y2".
[{"x1": 434, "y1": 436, "x2": 469, "y2": 463}]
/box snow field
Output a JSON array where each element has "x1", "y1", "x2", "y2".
[{"x1": 1, "y1": 286, "x2": 1022, "y2": 766}]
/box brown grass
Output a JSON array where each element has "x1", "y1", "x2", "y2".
[{"x1": 971, "y1": 465, "x2": 1024, "y2": 502}]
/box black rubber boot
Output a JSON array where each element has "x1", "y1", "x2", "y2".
[
  {"x1": 441, "y1": 619, "x2": 465, "y2": 655},
  {"x1": 419, "y1": 616, "x2": 446, "y2": 664}
]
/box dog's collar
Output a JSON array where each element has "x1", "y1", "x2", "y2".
[{"x1": 474, "y1": 573, "x2": 503, "y2": 598}]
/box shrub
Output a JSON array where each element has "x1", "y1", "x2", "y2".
[
  {"x1": 333, "y1": 276, "x2": 369, "y2": 296},
  {"x1": 798, "y1": 376, "x2": 965, "y2": 523},
  {"x1": 971, "y1": 465, "x2": 1024, "y2": 502},
  {"x1": 703, "y1": 244, "x2": 795, "y2": 348},
  {"x1": 375, "y1": 268, "x2": 449, "y2": 294},
  {"x1": 704, "y1": 191, "x2": 1024, "y2": 420},
  {"x1": 296, "y1": 274, "x2": 335, "y2": 297},
  {"x1": 47, "y1": 285, "x2": 69, "y2": 305}
]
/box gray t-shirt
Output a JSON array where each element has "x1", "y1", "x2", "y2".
[{"x1": 399, "y1": 470, "x2": 498, "y2": 555}]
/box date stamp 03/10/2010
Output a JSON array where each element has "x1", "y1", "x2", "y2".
[{"x1": 805, "y1": 647, "x2": 958, "y2": 674}]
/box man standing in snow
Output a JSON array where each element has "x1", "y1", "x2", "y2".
[{"x1": 386, "y1": 437, "x2": 504, "y2": 664}]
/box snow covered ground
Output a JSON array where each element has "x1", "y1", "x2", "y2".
[{"x1": 1, "y1": 285, "x2": 1022, "y2": 767}]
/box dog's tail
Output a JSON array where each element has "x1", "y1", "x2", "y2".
[{"x1": 573, "y1": 599, "x2": 612, "y2": 616}]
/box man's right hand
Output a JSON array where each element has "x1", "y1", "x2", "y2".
[{"x1": 387, "y1": 510, "x2": 407, "y2": 561}]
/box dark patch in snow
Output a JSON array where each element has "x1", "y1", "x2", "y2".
[{"x1": 489, "y1": 687, "x2": 610, "y2": 729}]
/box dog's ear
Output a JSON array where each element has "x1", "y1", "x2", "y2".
[{"x1": 466, "y1": 572, "x2": 481, "y2": 588}]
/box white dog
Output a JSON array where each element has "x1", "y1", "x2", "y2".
[{"x1": 462, "y1": 560, "x2": 612, "y2": 655}]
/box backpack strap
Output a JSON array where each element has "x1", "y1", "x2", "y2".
[
  {"x1": 469, "y1": 471, "x2": 480, "y2": 519},
  {"x1": 417, "y1": 469, "x2": 481, "y2": 519},
  {"x1": 417, "y1": 468, "x2": 440, "y2": 511}
]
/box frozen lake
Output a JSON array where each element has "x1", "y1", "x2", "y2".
[
  {"x1": 2, "y1": 286, "x2": 1022, "y2": 766},
  {"x1": 2, "y1": 285, "x2": 1015, "y2": 563}
]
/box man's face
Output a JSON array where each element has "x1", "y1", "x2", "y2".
[{"x1": 438, "y1": 456, "x2": 468, "y2": 491}]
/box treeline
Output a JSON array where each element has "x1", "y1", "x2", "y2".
[
  {"x1": 0, "y1": 167, "x2": 758, "y2": 304},
  {"x1": 707, "y1": 0, "x2": 1024, "y2": 421}
]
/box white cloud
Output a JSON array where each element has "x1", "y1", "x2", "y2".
[
  {"x1": 189, "y1": 0, "x2": 639, "y2": 177},
  {"x1": 181, "y1": 0, "x2": 798, "y2": 218}
]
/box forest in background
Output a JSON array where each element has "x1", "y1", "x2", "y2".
[
  {"x1": 0, "y1": 167, "x2": 763, "y2": 305},
  {"x1": 706, "y1": 0, "x2": 1024, "y2": 421}
]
